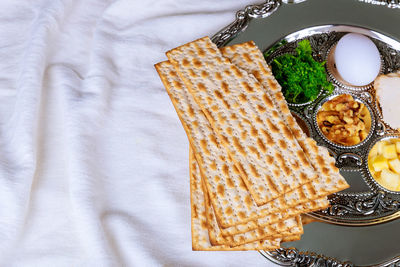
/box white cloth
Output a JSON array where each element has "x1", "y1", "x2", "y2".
[{"x1": 0, "y1": 0, "x2": 277, "y2": 266}]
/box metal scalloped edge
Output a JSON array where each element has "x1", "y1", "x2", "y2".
[
  {"x1": 211, "y1": 0, "x2": 281, "y2": 47},
  {"x1": 311, "y1": 91, "x2": 376, "y2": 151},
  {"x1": 261, "y1": 245, "x2": 400, "y2": 267},
  {"x1": 358, "y1": 0, "x2": 400, "y2": 8},
  {"x1": 310, "y1": 192, "x2": 400, "y2": 223},
  {"x1": 260, "y1": 248, "x2": 353, "y2": 267}
]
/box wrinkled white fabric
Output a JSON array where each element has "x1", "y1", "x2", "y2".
[{"x1": 0, "y1": 0, "x2": 276, "y2": 266}]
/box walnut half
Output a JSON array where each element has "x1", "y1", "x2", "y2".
[{"x1": 317, "y1": 94, "x2": 371, "y2": 146}]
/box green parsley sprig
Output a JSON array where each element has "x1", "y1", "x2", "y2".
[{"x1": 268, "y1": 39, "x2": 334, "y2": 104}]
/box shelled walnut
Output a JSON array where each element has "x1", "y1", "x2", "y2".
[{"x1": 317, "y1": 94, "x2": 371, "y2": 146}]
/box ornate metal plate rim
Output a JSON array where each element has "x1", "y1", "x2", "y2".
[
  {"x1": 211, "y1": 0, "x2": 400, "y2": 266},
  {"x1": 260, "y1": 249, "x2": 400, "y2": 267}
]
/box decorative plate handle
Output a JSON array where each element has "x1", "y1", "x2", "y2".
[
  {"x1": 211, "y1": 0, "x2": 281, "y2": 47},
  {"x1": 212, "y1": 0, "x2": 400, "y2": 47}
]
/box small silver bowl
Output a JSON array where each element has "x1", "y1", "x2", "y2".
[
  {"x1": 313, "y1": 93, "x2": 376, "y2": 150},
  {"x1": 363, "y1": 135, "x2": 400, "y2": 195},
  {"x1": 325, "y1": 42, "x2": 384, "y2": 91}
]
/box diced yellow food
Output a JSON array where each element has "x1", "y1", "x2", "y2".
[
  {"x1": 380, "y1": 169, "x2": 400, "y2": 191},
  {"x1": 389, "y1": 158, "x2": 400, "y2": 174},
  {"x1": 369, "y1": 144, "x2": 379, "y2": 158},
  {"x1": 396, "y1": 141, "x2": 400, "y2": 154},
  {"x1": 383, "y1": 144, "x2": 397, "y2": 159},
  {"x1": 377, "y1": 141, "x2": 385, "y2": 155},
  {"x1": 371, "y1": 155, "x2": 389, "y2": 172}
]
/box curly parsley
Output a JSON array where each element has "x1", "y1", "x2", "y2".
[{"x1": 269, "y1": 39, "x2": 334, "y2": 104}]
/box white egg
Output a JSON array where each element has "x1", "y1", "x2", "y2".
[{"x1": 334, "y1": 33, "x2": 381, "y2": 86}]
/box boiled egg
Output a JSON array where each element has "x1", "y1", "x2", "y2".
[{"x1": 334, "y1": 33, "x2": 381, "y2": 86}]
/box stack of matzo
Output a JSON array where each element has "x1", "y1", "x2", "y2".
[{"x1": 155, "y1": 37, "x2": 349, "y2": 250}]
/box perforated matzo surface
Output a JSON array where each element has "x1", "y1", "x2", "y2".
[
  {"x1": 220, "y1": 41, "x2": 349, "y2": 197},
  {"x1": 189, "y1": 147, "x2": 281, "y2": 250},
  {"x1": 166, "y1": 37, "x2": 320, "y2": 206}
]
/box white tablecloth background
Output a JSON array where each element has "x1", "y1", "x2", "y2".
[{"x1": 0, "y1": 0, "x2": 278, "y2": 266}]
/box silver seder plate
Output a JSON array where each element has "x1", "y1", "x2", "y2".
[{"x1": 212, "y1": 0, "x2": 400, "y2": 266}]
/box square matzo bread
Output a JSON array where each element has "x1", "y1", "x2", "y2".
[
  {"x1": 189, "y1": 147, "x2": 281, "y2": 250},
  {"x1": 156, "y1": 60, "x2": 288, "y2": 228},
  {"x1": 156, "y1": 59, "x2": 335, "y2": 229},
  {"x1": 166, "y1": 37, "x2": 321, "y2": 206},
  {"x1": 198, "y1": 152, "x2": 303, "y2": 247}
]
